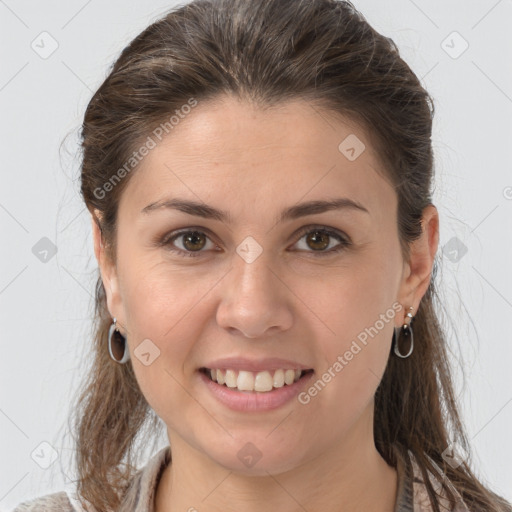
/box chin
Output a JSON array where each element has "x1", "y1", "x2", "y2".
[{"x1": 208, "y1": 445, "x2": 307, "y2": 476}]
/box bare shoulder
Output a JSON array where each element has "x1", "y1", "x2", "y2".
[{"x1": 11, "y1": 491, "x2": 75, "y2": 512}]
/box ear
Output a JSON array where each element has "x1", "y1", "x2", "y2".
[
  {"x1": 90, "y1": 210, "x2": 124, "y2": 331},
  {"x1": 396, "y1": 204, "x2": 439, "y2": 324}
]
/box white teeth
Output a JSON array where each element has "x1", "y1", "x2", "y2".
[
  {"x1": 237, "y1": 370, "x2": 254, "y2": 391},
  {"x1": 284, "y1": 369, "x2": 295, "y2": 385},
  {"x1": 225, "y1": 369, "x2": 237, "y2": 388},
  {"x1": 254, "y1": 371, "x2": 273, "y2": 392},
  {"x1": 273, "y1": 369, "x2": 285, "y2": 388},
  {"x1": 206, "y1": 367, "x2": 309, "y2": 392}
]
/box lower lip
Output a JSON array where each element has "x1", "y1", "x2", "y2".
[{"x1": 198, "y1": 370, "x2": 315, "y2": 412}]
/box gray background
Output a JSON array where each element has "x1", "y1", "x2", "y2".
[{"x1": 1, "y1": 0, "x2": 511, "y2": 509}]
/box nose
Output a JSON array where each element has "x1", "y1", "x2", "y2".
[{"x1": 216, "y1": 248, "x2": 293, "y2": 339}]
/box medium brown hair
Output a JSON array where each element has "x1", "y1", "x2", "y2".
[{"x1": 70, "y1": 0, "x2": 511, "y2": 510}]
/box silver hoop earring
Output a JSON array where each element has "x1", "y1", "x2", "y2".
[
  {"x1": 393, "y1": 306, "x2": 414, "y2": 358},
  {"x1": 108, "y1": 317, "x2": 130, "y2": 364}
]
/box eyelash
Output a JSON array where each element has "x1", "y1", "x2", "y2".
[{"x1": 159, "y1": 225, "x2": 351, "y2": 258}]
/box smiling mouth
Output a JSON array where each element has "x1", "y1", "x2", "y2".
[{"x1": 200, "y1": 367, "x2": 314, "y2": 393}]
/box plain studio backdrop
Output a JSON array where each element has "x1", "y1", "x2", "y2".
[{"x1": 1, "y1": 0, "x2": 511, "y2": 509}]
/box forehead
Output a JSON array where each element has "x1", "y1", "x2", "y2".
[{"x1": 118, "y1": 96, "x2": 396, "y2": 224}]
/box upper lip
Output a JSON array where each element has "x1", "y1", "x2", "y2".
[{"x1": 201, "y1": 357, "x2": 313, "y2": 372}]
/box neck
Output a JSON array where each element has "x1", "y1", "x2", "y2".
[{"x1": 155, "y1": 407, "x2": 398, "y2": 512}]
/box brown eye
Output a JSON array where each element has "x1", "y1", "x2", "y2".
[
  {"x1": 293, "y1": 226, "x2": 351, "y2": 256},
  {"x1": 182, "y1": 231, "x2": 207, "y2": 251},
  {"x1": 160, "y1": 225, "x2": 350, "y2": 259},
  {"x1": 305, "y1": 231, "x2": 330, "y2": 251},
  {"x1": 162, "y1": 229, "x2": 216, "y2": 258}
]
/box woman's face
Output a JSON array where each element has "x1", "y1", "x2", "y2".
[{"x1": 94, "y1": 95, "x2": 436, "y2": 475}]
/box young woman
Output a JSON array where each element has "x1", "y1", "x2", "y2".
[{"x1": 13, "y1": 0, "x2": 512, "y2": 511}]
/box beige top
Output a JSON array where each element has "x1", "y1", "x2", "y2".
[{"x1": 12, "y1": 444, "x2": 472, "y2": 512}]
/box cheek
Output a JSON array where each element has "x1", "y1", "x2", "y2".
[
  {"x1": 117, "y1": 254, "x2": 235, "y2": 423},
  {"x1": 306, "y1": 247, "x2": 400, "y2": 419},
  {"x1": 317, "y1": 246, "x2": 399, "y2": 344},
  {"x1": 119, "y1": 248, "x2": 210, "y2": 341},
  {"x1": 116, "y1": 261, "x2": 195, "y2": 396}
]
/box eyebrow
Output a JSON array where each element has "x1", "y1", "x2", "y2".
[{"x1": 140, "y1": 197, "x2": 369, "y2": 223}]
